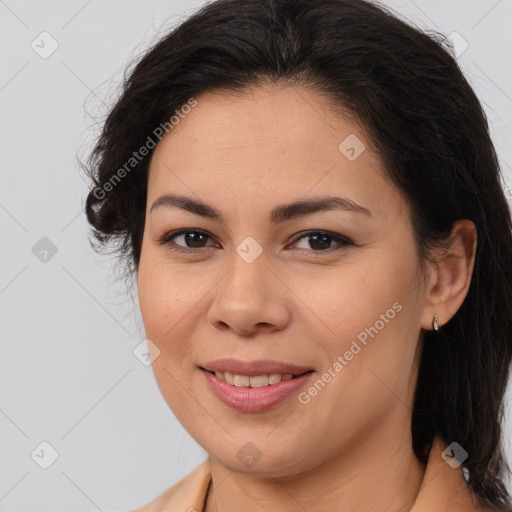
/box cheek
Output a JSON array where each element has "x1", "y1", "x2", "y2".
[
  {"x1": 137, "y1": 248, "x2": 213, "y2": 392},
  {"x1": 299, "y1": 259, "x2": 412, "y2": 347},
  {"x1": 305, "y1": 252, "x2": 421, "y2": 397},
  {"x1": 137, "y1": 250, "x2": 197, "y2": 339},
  {"x1": 137, "y1": 256, "x2": 198, "y2": 415}
]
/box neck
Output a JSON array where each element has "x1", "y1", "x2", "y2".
[{"x1": 204, "y1": 418, "x2": 425, "y2": 512}]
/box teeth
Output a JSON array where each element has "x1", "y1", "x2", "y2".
[
  {"x1": 213, "y1": 371, "x2": 296, "y2": 387},
  {"x1": 269, "y1": 373, "x2": 282, "y2": 385},
  {"x1": 233, "y1": 374, "x2": 250, "y2": 387},
  {"x1": 250, "y1": 375, "x2": 269, "y2": 388}
]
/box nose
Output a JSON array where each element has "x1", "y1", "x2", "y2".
[{"x1": 207, "y1": 251, "x2": 292, "y2": 337}]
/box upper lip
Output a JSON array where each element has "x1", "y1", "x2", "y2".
[{"x1": 200, "y1": 358, "x2": 314, "y2": 376}]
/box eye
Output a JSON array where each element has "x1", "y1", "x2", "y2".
[
  {"x1": 289, "y1": 230, "x2": 354, "y2": 253},
  {"x1": 158, "y1": 229, "x2": 353, "y2": 255},
  {"x1": 157, "y1": 229, "x2": 218, "y2": 253}
]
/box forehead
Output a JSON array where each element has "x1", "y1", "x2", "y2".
[
  {"x1": 153, "y1": 84, "x2": 366, "y2": 153},
  {"x1": 146, "y1": 84, "x2": 404, "y2": 224}
]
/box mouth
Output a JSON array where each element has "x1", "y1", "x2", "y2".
[
  {"x1": 199, "y1": 368, "x2": 313, "y2": 388},
  {"x1": 198, "y1": 360, "x2": 315, "y2": 412}
]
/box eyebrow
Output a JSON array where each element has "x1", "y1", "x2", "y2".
[{"x1": 150, "y1": 193, "x2": 372, "y2": 224}]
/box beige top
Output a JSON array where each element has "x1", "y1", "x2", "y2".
[{"x1": 132, "y1": 438, "x2": 493, "y2": 511}]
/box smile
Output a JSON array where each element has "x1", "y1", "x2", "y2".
[{"x1": 200, "y1": 367, "x2": 314, "y2": 412}]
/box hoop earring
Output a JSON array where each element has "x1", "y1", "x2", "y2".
[{"x1": 432, "y1": 313, "x2": 439, "y2": 331}]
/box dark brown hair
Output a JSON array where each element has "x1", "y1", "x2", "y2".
[{"x1": 83, "y1": 0, "x2": 512, "y2": 508}]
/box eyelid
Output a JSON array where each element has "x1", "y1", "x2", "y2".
[
  {"x1": 157, "y1": 228, "x2": 219, "y2": 251},
  {"x1": 157, "y1": 228, "x2": 354, "y2": 253},
  {"x1": 290, "y1": 230, "x2": 354, "y2": 247}
]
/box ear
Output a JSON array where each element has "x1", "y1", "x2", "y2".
[{"x1": 421, "y1": 219, "x2": 477, "y2": 331}]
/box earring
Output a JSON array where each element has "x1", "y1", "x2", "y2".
[{"x1": 432, "y1": 313, "x2": 439, "y2": 331}]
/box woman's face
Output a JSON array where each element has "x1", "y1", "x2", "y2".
[{"x1": 137, "y1": 84, "x2": 429, "y2": 476}]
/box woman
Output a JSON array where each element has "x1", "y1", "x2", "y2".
[{"x1": 84, "y1": 0, "x2": 512, "y2": 510}]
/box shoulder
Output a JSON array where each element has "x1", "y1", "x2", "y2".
[{"x1": 130, "y1": 459, "x2": 211, "y2": 512}]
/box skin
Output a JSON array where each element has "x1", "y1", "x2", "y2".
[{"x1": 137, "y1": 83, "x2": 477, "y2": 512}]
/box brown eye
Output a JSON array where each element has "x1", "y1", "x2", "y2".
[
  {"x1": 291, "y1": 231, "x2": 353, "y2": 252},
  {"x1": 180, "y1": 231, "x2": 209, "y2": 248},
  {"x1": 158, "y1": 229, "x2": 218, "y2": 252}
]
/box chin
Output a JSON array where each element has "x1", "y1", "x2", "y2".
[{"x1": 208, "y1": 440, "x2": 314, "y2": 478}]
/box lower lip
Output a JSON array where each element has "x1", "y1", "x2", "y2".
[{"x1": 200, "y1": 369, "x2": 314, "y2": 412}]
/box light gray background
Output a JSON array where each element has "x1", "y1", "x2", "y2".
[{"x1": 1, "y1": 1, "x2": 511, "y2": 511}]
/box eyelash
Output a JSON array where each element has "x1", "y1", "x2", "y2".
[{"x1": 156, "y1": 229, "x2": 354, "y2": 255}]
